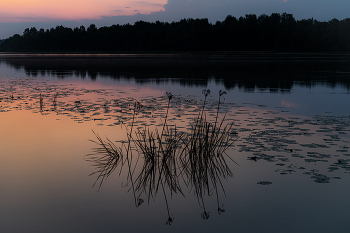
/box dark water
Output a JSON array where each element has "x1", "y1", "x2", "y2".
[
  {"x1": 2, "y1": 53, "x2": 350, "y2": 90},
  {"x1": 1, "y1": 53, "x2": 350, "y2": 233}
]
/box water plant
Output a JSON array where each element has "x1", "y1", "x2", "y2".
[
  {"x1": 39, "y1": 93, "x2": 43, "y2": 112},
  {"x1": 86, "y1": 89, "x2": 236, "y2": 223},
  {"x1": 52, "y1": 93, "x2": 57, "y2": 110},
  {"x1": 131, "y1": 92, "x2": 184, "y2": 223},
  {"x1": 178, "y1": 89, "x2": 235, "y2": 217}
]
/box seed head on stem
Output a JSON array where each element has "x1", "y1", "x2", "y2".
[
  {"x1": 202, "y1": 89, "x2": 211, "y2": 98},
  {"x1": 219, "y1": 90, "x2": 227, "y2": 96},
  {"x1": 166, "y1": 92, "x2": 173, "y2": 101},
  {"x1": 134, "y1": 101, "x2": 143, "y2": 110}
]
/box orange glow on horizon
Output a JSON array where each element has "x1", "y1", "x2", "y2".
[{"x1": 0, "y1": 0, "x2": 166, "y2": 22}]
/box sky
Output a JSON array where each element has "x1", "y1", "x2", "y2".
[{"x1": 1, "y1": 0, "x2": 350, "y2": 39}]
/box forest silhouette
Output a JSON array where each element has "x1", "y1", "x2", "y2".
[{"x1": 0, "y1": 13, "x2": 349, "y2": 52}]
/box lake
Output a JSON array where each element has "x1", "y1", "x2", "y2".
[{"x1": 1, "y1": 53, "x2": 350, "y2": 233}]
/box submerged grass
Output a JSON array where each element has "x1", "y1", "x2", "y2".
[{"x1": 86, "y1": 89, "x2": 236, "y2": 223}]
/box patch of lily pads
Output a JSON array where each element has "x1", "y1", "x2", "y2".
[{"x1": 1, "y1": 77, "x2": 350, "y2": 184}]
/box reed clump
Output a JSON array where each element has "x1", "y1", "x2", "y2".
[
  {"x1": 178, "y1": 89, "x2": 234, "y2": 218},
  {"x1": 86, "y1": 89, "x2": 236, "y2": 223}
]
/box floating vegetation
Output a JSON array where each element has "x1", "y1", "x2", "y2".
[
  {"x1": 308, "y1": 173, "x2": 332, "y2": 183},
  {"x1": 2, "y1": 77, "x2": 350, "y2": 222},
  {"x1": 328, "y1": 159, "x2": 350, "y2": 172},
  {"x1": 257, "y1": 181, "x2": 272, "y2": 185}
]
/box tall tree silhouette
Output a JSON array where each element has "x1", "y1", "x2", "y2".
[{"x1": 0, "y1": 13, "x2": 349, "y2": 52}]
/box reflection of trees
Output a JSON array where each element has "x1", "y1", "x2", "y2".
[{"x1": 1, "y1": 54, "x2": 350, "y2": 91}]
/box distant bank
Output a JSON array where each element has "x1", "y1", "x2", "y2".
[{"x1": 0, "y1": 13, "x2": 349, "y2": 53}]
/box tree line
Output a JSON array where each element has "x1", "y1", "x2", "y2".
[{"x1": 0, "y1": 13, "x2": 349, "y2": 52}]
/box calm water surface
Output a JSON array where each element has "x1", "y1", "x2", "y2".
[{"x1": 1, "y1": 53, "x2": 350, "y2": 233}]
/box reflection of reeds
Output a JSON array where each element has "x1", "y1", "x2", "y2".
[
  {"x1": 52, "y1": 93, "x2": 57, "y2": 111},
  {"x1": 179, "y1": 90, "x2": 234, "y2": 218},
  {"x1": 87, "y1": 90, "x2": 236, "y2": 223},
  {"x1": 39, "y1": 93, "x2": 43, "y2": 112},
  {"x1": 180, "y1": 119, "x2": 234, "y2": 218},
  {"x1": 86, "y1": 130, "x2": 124, "y2": 190},
  {"x1": 133, "y1": 126, "x2": 184, "y2": 198},
  {"x1": 131, "y1": 93, "x2": 183, "y2": 223}
]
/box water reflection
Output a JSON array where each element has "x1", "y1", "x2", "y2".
[
  {"x1": 86, "y1": 91, "x2": 236, "y2": 224},
  {"x1": 1, "y1": 53, "x2": 350, "y2": 91},
  {"x1": 2, "y1": 74, "x2": 350, "y2": 231},
  {"x1": 80, "y1": 88, "x2": 350, "y2": 225}
]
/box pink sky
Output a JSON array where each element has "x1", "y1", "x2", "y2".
[{"x1": 0, "y1": 0, "x2": 166, "y2": 22}]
